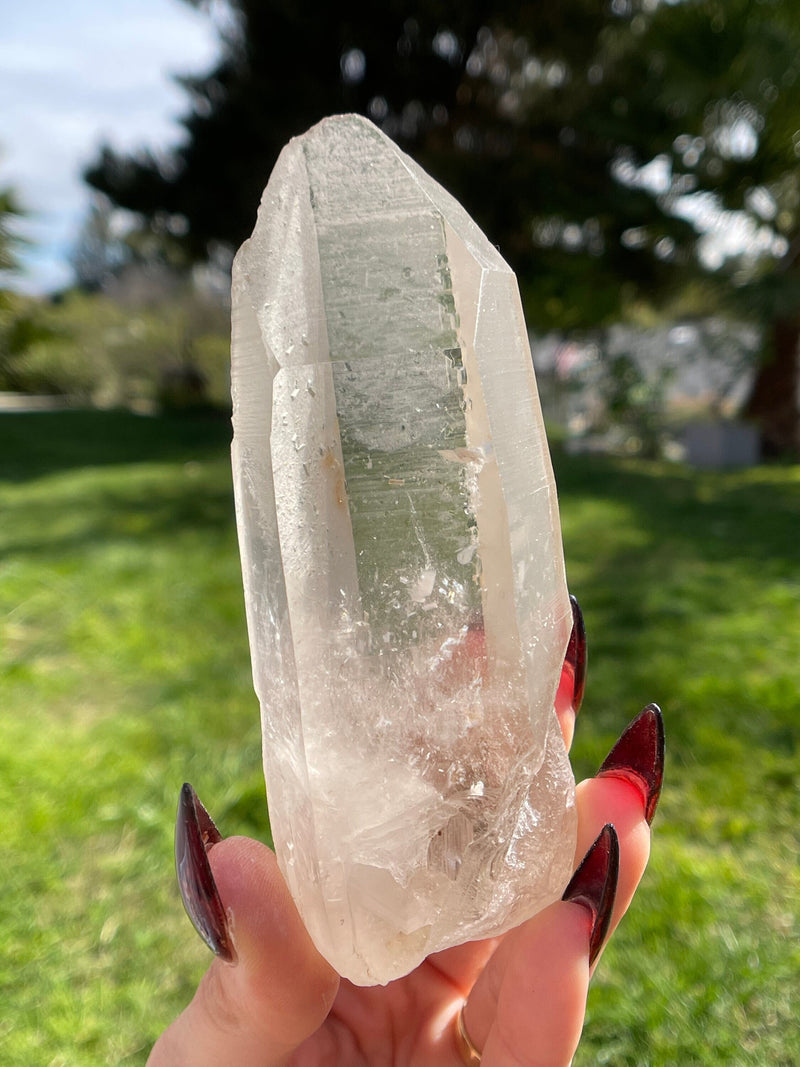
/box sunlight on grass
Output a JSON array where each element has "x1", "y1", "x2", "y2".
[{"x1": 2, "y1": 411, "x2": 798, "y2": 1064}]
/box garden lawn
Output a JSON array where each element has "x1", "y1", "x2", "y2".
[{"x1": 1, "y1": 410, "x2": 798, "y2": 1065}]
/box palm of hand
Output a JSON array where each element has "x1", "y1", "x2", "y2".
[{"x1": 290, "y1": 939, "x2": 500, "y2": 1065}]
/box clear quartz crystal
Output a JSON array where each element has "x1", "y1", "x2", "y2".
[{"x1": 231, "y1": 114, "x2": 576, "y2": 985}]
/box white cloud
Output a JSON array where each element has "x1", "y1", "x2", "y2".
[{"x1": 1, "y1": 0, "x2": 220, "y2": 293}]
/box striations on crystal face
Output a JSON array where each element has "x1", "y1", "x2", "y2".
[{"x1": 230, "y1": 114, "x2": 576, "y2": 985}]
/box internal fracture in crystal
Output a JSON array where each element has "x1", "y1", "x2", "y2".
[{"x1": 231, "y1": 114, "x2": 576, "y2": 985}]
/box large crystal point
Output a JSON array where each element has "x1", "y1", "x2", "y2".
[{"x1": 231, "y1": 115, "x2": 576, "y2": 985}]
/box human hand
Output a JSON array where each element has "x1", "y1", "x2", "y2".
[{"x1": 149, "y1": 605, "x2": 664, "y2": 1066}]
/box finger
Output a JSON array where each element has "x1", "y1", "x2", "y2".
[
  {"x1": 458, "y1": 827, "x2": 618, "y2": 1067},
  {"x1": 473, "y1": 901, "x2": 591, "y2": 1067},
  {"x1": 554, "y1": 595, "x2": 587, "y2": 750},
  {"x1": 455, "y1": 705, "x2": 664, "y2": 1064},
  {"x1": 148, "y1": 790, "x2": 339, "y2": 1067},
  {"x1": 575, "y1": 703, "x2": 664, "y2": 943}
]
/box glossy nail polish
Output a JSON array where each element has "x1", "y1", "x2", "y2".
[
  {"x1": 562, "y1": 823, "x2": 619, "y2": 966},
  {"x1": 555, "y1": 594, "x2": 587, "y2": 719},
  {"x1": 598, "y1": 703, "x2": 665, "y2": 824},
  {"x1": 175, "y1": 782, "x2": 235, "y2": 962}
]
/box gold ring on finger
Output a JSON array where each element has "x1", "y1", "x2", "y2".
[{"x1": 455, "y1": 1003, "x2": 482, "y2": 1065}]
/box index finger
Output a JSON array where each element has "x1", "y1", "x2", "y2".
[{"x1": 148, "y1": 817, "x2": 339, "y2": 1067}]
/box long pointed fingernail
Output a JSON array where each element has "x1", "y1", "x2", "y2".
[
  {"x1": 598, "y1": 704, "x2": 665, "y2": 825},
  {"x1": 175, "y1": 782, "x2": 235, "y2": 962},
  {"x1": 562, "y1": 823, "x2": 619, "y2": 966},
  {"x1": 555, "y1": 595, "x2": 587, "y2": 718}
]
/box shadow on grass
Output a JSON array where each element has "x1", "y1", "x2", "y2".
[
  {"x1": 554, "y1": 448, "x2": 800, "y2": 573},
  {"x1": 1, "y1": 480, "x2": 237, "y2": 562},
  {"x1": 0, "y1": 409, "x2": 232, "y2": 483},
  {"x1": 1, "y1": 410, "x2": 238, "y2": 564},
  {"x1": 5, "y1": 411, "x2": 795, "y2": 562},
  {"x1": 552, "y1": 447, "x2": 800, "y2": 770}
]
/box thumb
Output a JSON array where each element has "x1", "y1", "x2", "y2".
[{"x1": 148, "y1": 787, "x2": 339, "y2": 1067}]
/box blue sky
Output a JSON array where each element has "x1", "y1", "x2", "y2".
[{"x1": 1, "y1": 0, "x2": 221, "y2": 293}]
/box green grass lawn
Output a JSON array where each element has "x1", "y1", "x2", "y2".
[{"x1": 2, "y1": 410, "x2": 798, "y2": 1065}]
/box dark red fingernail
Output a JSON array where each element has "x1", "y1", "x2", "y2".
[
  {"x1": 567, "y1": 595, "x2": 587, "y2": 713},
  {"x1": 175, "y1": 783, "x2": 235, "y2": 962},
  {"x1": 598, "y1": 703, "x2": 665, "y2": 825},
  {"x1": 562, "y1": 823, "x2": 619, "y2": 966},
  {"x1": 555, "y1": 595, "x2": 587, "y2": 719}
]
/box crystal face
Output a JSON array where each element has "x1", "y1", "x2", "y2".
[{"x1": 231, "y1": 114, "x2": 576, "y2": 985}]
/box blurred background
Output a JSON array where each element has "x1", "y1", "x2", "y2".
[{"x1": 2, "y1": 1, "x2": 798, "y2": 1064}]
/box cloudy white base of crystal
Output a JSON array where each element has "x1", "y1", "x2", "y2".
[{"x1": 230, "y1": 114, "x2": 576, "y2": 985}]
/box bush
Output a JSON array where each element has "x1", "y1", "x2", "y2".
[{"x1": 0, "y1": 286, "x2": 231, "y2": 409}]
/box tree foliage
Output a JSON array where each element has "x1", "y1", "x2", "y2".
[
  {"x1": 0, "y1": 179, "x2": 40, "y2": 390},
  {"x1": 0, "y1": 184, "x2": 26, "y2": 278},
  {"x1": 86, "y1": 0, "x2": 800, "y2": 450}
]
